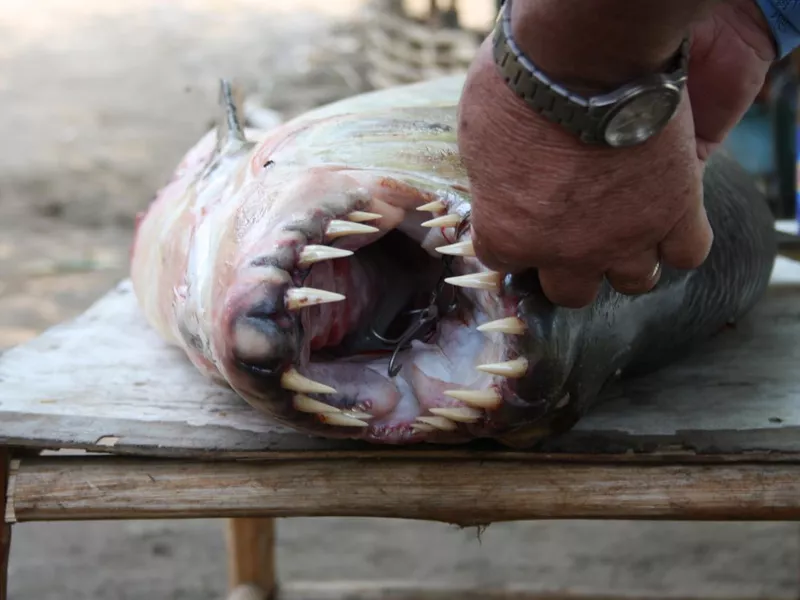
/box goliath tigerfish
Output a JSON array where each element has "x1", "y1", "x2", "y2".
[{"x1": 130, "y1": 75, "x2": 777, "y2": 447}]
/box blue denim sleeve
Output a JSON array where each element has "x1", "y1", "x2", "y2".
[{"x1": 753, "y1": 0, "x2": 800, "y2": 58}]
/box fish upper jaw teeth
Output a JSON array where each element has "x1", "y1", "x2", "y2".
[
  {"x1": 445, "y1": 270, "x2": 502, "y2": 291},
  {"x1": 421, "y1": 214, "x2": 461, "y2": 228},
  {"x1": 346, "y1": 211, "x2": 382, "y2": 222},
  {"x1": 476, "y1": 357, "x2": 529, "y2": 378},
  {"x1": 297, "y1": 245, "x2": 353, "y2": 268},
  {"x1": 416, "y1": 200, "x2": 446, "y2": 213},
  {"x1": 285, "y1": 287, "x2": 345, "y2": 311},
  {"x1": 325, "y1": 219, "x2": 380, "y2": 239},
  {"x1": 435, "y1": 240, "x2": 475, "y2": 257}
]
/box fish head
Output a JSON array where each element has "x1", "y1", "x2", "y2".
[
  {"x1": 199, "y1": 139, "x2": 595, "y2": 446},
  {"x1": 136, "y1": 80, "x2": 622, "y2": 447}
]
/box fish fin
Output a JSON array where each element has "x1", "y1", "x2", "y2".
[{"x1": 216, "y1": 78, "x2": 249, "y2": 155}]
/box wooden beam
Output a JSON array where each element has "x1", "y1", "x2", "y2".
[
  {"x1": 226, "y1": 518, "x2": 276, "y2": 599},
  {"x1": 275, "y1": 581, "x2": 784, "y2": 600},
  {"x1": 0, "y1": 451, "x2": 11, "y2": 600},
  {"x1": 8, "y1": 456, "x2": 800, "y2": 524}
]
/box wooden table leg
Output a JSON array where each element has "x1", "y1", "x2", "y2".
[
  {"x1": 0, "y1": 450, "x2": 11, "y2": 600},
  {"x1": 225, "y1": 518, "x2": 276, "y2": 600}
]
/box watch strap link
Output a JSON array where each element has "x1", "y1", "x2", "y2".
[
  {"x1": 491, "y1": 0, "x2": 690, "y2": 146},
  {"x1": 492, "y1": 2, "x2": 602, "y2": 143}
]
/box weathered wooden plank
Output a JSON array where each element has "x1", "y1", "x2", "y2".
[
  {"x1": 8, "y1": 456, "x2": 800, "y2": 524},
  {"x1": 0, "y1": 256, "x2": 799, "y2": 458},
  {"x1": 275, "y1": 581, "x2": 787, "y2": 600}
]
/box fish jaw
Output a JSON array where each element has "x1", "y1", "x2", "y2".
[
  {"x1": 191, "y1": 160, "x2": 585, "y2": 445},
  {"x1": 130, "y1": 93, "x2": 593, "y2": 446}
]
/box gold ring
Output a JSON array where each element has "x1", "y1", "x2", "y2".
[{"x1": 649, "y1": 260, "x2": 662, "y2": 281}]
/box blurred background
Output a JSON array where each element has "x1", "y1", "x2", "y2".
[{"x1": 1, "y1": 0, "x2": 799, "y2": 598}]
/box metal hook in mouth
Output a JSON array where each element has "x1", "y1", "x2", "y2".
[
  {"x1": 368, "y1": 210, "x2": 471, "y2": 378},
  {"x1": 382, "y1": 304, "x2": 441, "y2": 378},
  {"x1": 369, "y1": 254, "x2": 461, "y2": 378}
]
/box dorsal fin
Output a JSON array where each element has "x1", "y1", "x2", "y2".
[{"x1": 216, "y1": 79, "x2": 248, "y2": 155}]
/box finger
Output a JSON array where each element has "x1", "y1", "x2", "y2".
[
  {"x1": 472, "y1": 231, "x2": 529, "y2": 273},
  {"x1": 470, "y1": 211, "x2": 531, "y2": 274},
  {"x1": 659, "y1": 204, "x2": 714, "y2": 270},
  {"x1": 605, "y1": 248, "x2": 662, "y2": 296},
  {"x1": 538, "y1": 267, "x2": 604, "y2": 309}
]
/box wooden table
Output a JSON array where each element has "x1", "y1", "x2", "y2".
[{"x1": 2, "y1": 255, "x2": 800, "y2": 600}]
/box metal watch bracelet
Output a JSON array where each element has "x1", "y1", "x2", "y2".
[{"x1": 491, "y1": 0, "x2": 689, "y2": 145}]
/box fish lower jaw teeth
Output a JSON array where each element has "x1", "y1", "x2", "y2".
[
  {"x1": 320, "y1": 413, "x2": 370, "y2": 427},
  {"x1": 293, "y1": 394, "x2": 340, "y2": 414},
  {"x1": 411, "y1": 423, "x2": 436, "y2": 433},
  {"x1": 415, "y1": 416, "x2": 458, "y2": 431},
  {"x1": 476, "y1": 357, "x2": 529, "y2": 378},
  {"x1": 429, "y1": 406, "x2": 482, "y2": 423},
  {"x1": 281, "y1": 368, "x2": 337, "y2": 394},
  {"x1": 443, "y1": 389, "x2": 502, "y2": 409}
]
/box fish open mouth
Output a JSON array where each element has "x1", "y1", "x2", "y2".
[{"x1": 220, "y1": 169, "x2": 574, "y2": 446}]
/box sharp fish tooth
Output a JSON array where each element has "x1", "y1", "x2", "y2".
[
  {"x1": 285, "y1": 287, "x2": 345, "y2": 310},
  {"x1": 476, "y1": 357, "x2": 529, "y2": 378},
  {"x1": 421, "y1": 214, "x2": 462, "y2": 228},
  {"x1": 326, "y1": 219, "x2": 380, "y2": 239},
  {"x1": 347, "y1": 211, "x2": 382, "y2": 222},
  {"x1": 429, "y1": 407, "x2": 482, "y2": 423},
  {"x1": 477, "y1": 317, "x2": 527, "y2": 335},
  {"x1": 416, "y1": 416, "x2": 458, "y2": 431},
  {"x1": 444, "y1": 271, "x2": 501, "y2": 291},
  {"x1": 293, "y1": 394, "x2": 341, "y2": 414},
  {"x1": 411, "y1": 423, "x2": 436, "y2": 433},
  {"x1": 435, "y1": 240, "x2": 475, "y2": 257},
  {"x1": 416, "y1": 200, "x2": 446, "y2": 213},
  {"x1": 343, "y1": 410, "x2": 373, "y2": 420},
  {"x1": 281, "y1": 368, "x2": 337, "y2": 394},
  {"x1": 320, "y1": 413, "x2": 370, "y2": 427},
  {"x1": 298, "y1": 245, "x2": 353, "y2": 267},
  {"x1": 443, "y1": 389, "x2": 502, "y2": 409}
]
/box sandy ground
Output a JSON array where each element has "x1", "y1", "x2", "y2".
[{"x1": 1, "y1": 1, "x2": 800, "y2": 599}]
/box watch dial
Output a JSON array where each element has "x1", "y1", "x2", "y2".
[{"x1": 604, "y1": 89, "x2": 680, "y2": 147}]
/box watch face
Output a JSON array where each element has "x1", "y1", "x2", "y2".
[{"x1": 602, "y1": 88, "x2": 681, "y2": 147}]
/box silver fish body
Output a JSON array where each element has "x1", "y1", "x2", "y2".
[{"x1": 130, "y1": 75, "x2": 776, "y2": 447}]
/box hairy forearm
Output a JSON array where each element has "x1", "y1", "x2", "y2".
[{"x1": 510, "y1": 0, "x2": 721, "y2": 89}]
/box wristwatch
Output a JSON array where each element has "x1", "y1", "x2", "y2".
[{"x1": 491, "y1": 0, "x2": 689, "y2": 148}]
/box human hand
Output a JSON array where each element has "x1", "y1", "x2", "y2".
[{"x1": 457, "y1": 0, "x2": 775, "y2": 308}]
